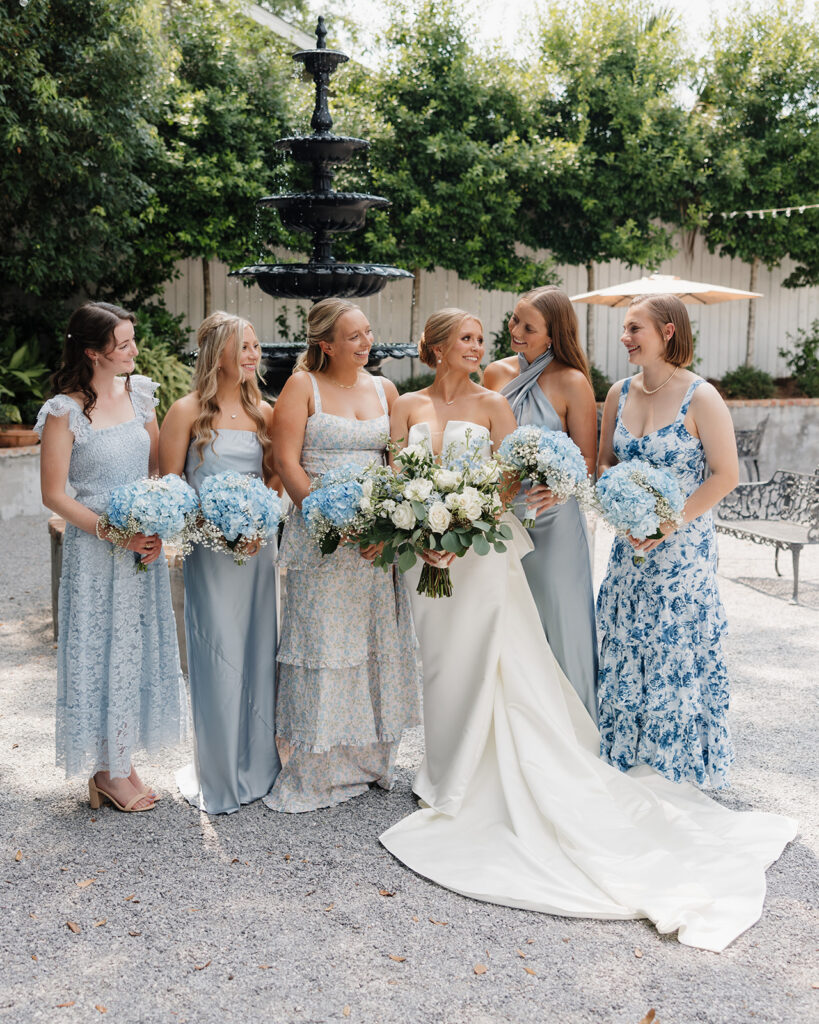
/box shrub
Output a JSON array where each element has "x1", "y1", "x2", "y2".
[
  {"x1": 779, "y1": 319, "x2": 819, "y2": 397},
  {"x1": 133, "y1": 303, "x2": 192, "y2": 421},
  {"x1": 719, "y1": 365, "x2": 775, "y2": 400},
  {"x1": 590, "y1": 364, "x2": 613, "y2": 402},
  {"x1": 0, "y1": 329, "x2": 50, "y2": 424},
  {"x1": 490, "y1": 312, "x2": 514, "y2": 361}
]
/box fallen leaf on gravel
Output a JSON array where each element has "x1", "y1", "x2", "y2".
[
  {"x1": 93, "y1": 919, "x2": 106, "y2": 928},
  {"x1": 128, "y1": 931, "x2": 141, "y2": 937},
  {"x1": 31, "y1": 955, "x2": 37, "y2": 961},
  {"x1": 524, "y1": 967, "x2": 536, "y2": 976},
  {"x1": 516, "y1": 949, "x2": 526, "y2": 958},
  {"x1": 95, "y1": 1005, "x2": 107, "y2": 1014},
  {"x1": 66, "y1": 922, "x2": 80, "y2": 934},
  {"x1": 231, "y1": 858, "x2": 240, "y2": 864},
  {"x1": 812, "y1": 982, "x2": 819, "y2": 990},
  {"x1": 561, "y1": 937, "x2": 569, "y2": 943},
  {"x1": 12, "y1": 743, "x2": 18, "y2": 749},
  {"x1": 284, "y1": 854, "x2": 291, "y2": 861},
  {"x1": 304, "y1": 889, "x2": 315, "y2": 896},
  {"x1": 638, "y1": 1011, "x2": 656, "y2": 1024},
  {"x1": 411, "y1": 916, "x2": 419, "y2": 922},
  {"x1": 188, "y1": 908, "x2": 199, "y2": 913},
  {"x1": 14, "y1": 851, "x2": 22, "y2": 862},
  {"x1": 124, "y1": 894, "x2": 135, "y2": 901},
  {"x1": 60, "y1": 867, "x2": 69, "y2": 872},
  {"x1": 526, "y1": 939, "x2": 534, "y2": 944},
  {"x1": 343, "y1": 1007, "x2": 351, "y2": 1018},
  {"x1": 379, "y1": 890, "x2": 395, "y2": 897},
  {"x1": 473, "y1": 964, "x2": 487, "y2": 975},
  {"x1": 56, "y1": 1002, "x2": 75, "y2": 1008},
  {"x1": 324, "y1": 903, "x2": 335, "y2": 912},
  {"x1": 258, "y1": 965, "x2": 272, "y2": 970},
  {"x1": 634, "y1": 948, "x2": 643, "y2": 959},
  {"x1": 193, "y1": 961, "x2": 211, "y2": 971},
  {"x1": 29, "y1": 913, "x2": 36, "y2": 919},
  {"x1": 76, "y1": 879, "x2": 95, "y2": 888},
  {"x1": 388, "y1": 955, "x2": 406, "y2": 963},
  {"x1": 428, "y1": 918, "x2": 447, "y2": 926}
]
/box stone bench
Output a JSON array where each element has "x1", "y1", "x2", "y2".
[
  {"x1": 48, "y1": 516, "x2": 188, "y2": 671},
  {"x1": 714, "y1": 468, "x2": 819, "y2": 603}
]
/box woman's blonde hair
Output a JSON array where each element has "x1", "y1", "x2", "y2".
[
  {"x1": 293, "y1": 298, "x2": 359, "y2": 373},
  {"x1": 418, "y1": 308, "x2": 483, "y2": 369},
  {"x1": 191, "y1": 311, "x2": 270, "y2": 467},
  {"x1": 629, "y1": 294, "x2": 694, "y2": 367},
  {"x1": 518, "y1": 286, "x2": 591, "y2": 384}
]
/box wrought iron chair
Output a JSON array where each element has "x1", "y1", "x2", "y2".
[
  {"x1": 733, "y1": 416, "x2": 768, "y2": 481},
  {"x1": 715, "y1": 467, "x2": 819, "y2": 602}
]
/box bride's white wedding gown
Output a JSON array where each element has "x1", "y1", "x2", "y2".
[{"x1": 380, "y1": 420, "x2": 797, "y2": 952}]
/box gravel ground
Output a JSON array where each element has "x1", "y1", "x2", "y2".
[{"x1": 0, "y1": 513, "x2": 816, "y2": 1024}]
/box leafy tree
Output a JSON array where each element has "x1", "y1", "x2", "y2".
[
  {"x1": 524, "y1": 0, "x2": 696, "y2": 363},
  {"x1": 0, "y1": 0, "x2": 173, "y2": 360},
  {"x1": 696, "y1": 0, "x2": 819, "y2": 365},
  {"x1": 337, "y1": 0, "x2": 559, "y2": 340},
  {"x1": 150, "y1": 0, "x2": 300, "y2": 321}
]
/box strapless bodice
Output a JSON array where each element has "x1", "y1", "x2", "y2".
[{"x1": 407, "y1": 420, "x2": 492, "y2": 460}]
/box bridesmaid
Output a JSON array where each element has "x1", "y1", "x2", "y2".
[
  {"x1": 263, "y1": 298, "x2": 419, "y2": 813},
  {"x1": 484, "y1": 286, "x2": 599, "y2": 720},
  {"x1": 37, "y1": 301, "x2": 187, "y2": 812},
  {"x1": 159, "y1": 311, "x2": 280, "y2": 814},
  {"x1": 596, "y1": 294, "x2": 739, "y2": 787}
]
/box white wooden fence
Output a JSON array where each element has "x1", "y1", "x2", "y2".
[{"x1": 160, "y1": 233, "x2": 819, "y2": 383}]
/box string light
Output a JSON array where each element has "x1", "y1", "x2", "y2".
[{"x1": 717, "y1": 202, "x2": 819, "y2": 220}]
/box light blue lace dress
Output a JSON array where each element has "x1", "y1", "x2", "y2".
[
  {"x1": 34, "y1": 377, "x2": 188, "y2": 779},
  {"x1": 263, "y1": 373, "x2": 420, "y2": 813},
  {"x1": 596, "y1": 377, "x2": 734, "y2": 789}
]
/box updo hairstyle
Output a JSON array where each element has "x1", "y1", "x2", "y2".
[
  {"x1": 293, "y1": 298, "x2": 359, "y2": 374},
  {"x1": 418, "y1": 308, "x2": 483, "y2": 369}
]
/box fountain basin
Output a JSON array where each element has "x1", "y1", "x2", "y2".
[
  {"x1": 232, "y1": 262, "x2": 413, "y2": 300},
  {"x1": 259, "y1": 192, "x2": 390, "y2": 234},
  {"x1": 274, "y1": 135, "x2": 369, "y2": 164}
]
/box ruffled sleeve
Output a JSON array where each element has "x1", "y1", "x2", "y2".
[
  {"x1": 129, "y1": 375, "x2": 160, "y2": 424},
  {"x1": 33, "y1": 395, "x2": 93, "y2": 445}
]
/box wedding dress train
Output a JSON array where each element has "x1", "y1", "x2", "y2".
[{"x1": 380, "y1": 421, "x2": 796, "y2": 952}]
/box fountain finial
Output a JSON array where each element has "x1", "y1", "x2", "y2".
[{"x1": 316, "y1": 16, "x2": 327, "y2": 49}]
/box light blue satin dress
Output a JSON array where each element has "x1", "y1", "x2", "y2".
[
  {"x1": 502, "y1": 352, "x2": 599, "y2": 722},
  {"x1": 176, "y1": 429, "x2": 280, "y2": 814}
]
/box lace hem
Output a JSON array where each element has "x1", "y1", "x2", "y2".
[{"x1": 274, "y1": 730, "x2": 409, "y2": 754}]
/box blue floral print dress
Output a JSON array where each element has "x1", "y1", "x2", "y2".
[
  {"x1": 596, "y1": 377, "x2": 734, "y2": 789},
  {"x1": 264, "y1": 373, "x2": 420, "y2": 813}
]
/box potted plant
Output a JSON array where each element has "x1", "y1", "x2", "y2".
[{"x1": 0, "y1": 330, "x2": 51, "y2": 447}]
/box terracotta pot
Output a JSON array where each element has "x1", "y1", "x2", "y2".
[{"x1": 0, "y1": 425, "x2": 40, "y2": 448}]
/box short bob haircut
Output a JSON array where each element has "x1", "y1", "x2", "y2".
[{"x1": 628, "y1": 293, "x2": 694, "y2": 368}]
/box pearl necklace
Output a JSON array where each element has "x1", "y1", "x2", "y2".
[{"x1": 641, "y1": 366, "x2": 679, "y2": 395}]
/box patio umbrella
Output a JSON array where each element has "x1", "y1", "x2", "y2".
[{"x1": 570, "y1": 273, "x2": 763, "y2": 306}]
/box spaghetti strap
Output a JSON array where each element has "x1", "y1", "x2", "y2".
[
  {"x1": 616, "y1": 377, "x2": 632, "y2": 418},
  {"x1": 677, "y1": 378, "x2": 703, "y2": 419},
  {"x1": 372, "y1": 375, "x2": 389, "y2": 416},
  {"x1": 308, "y1": 372, "x2": 322, "y2": 414}
]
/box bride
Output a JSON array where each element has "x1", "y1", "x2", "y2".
[{"x1": 382, "y1": 307, "x2": 796, "y2": 953}]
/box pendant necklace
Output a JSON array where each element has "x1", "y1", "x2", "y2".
[
  {"x1": 328, "y1": 374, "x2": 360, "y2": 389},
  {"x1": 642, "y1": 366, "x2": 679, "y2": 395}
]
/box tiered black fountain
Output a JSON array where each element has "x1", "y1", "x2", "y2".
[{"x1": 232, "y1": 16, "x2": 415, "y2": 391}]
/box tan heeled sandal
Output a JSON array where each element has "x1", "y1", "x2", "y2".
[{"x1": 89, "y1": 778, "x2": 155, "y2": 813}]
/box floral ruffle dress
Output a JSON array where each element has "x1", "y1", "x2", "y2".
[{"x1": 596, "y1": 378, "x2": 734, "y2": 789}]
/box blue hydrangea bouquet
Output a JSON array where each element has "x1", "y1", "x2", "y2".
[
  {"x1": 497, "y1": 425, "x2": 593, "y2": 529},
  {"x1": 197, "y1": 471, "x2": 284, "y2": 565},
  {"x1": 595, "y1": 458, "x2": 685, "y2": 564},
  {"x1": 100, "y1": 474, "x2": 199, "y2": 571},
  {"x1": 300, "y1": 462, "x2": 380, "y2": 556}
]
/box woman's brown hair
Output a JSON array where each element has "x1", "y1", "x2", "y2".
[
  {"x1": 190, "y1": 311, "x2": 271, "y2": 468},
  {"x1": 629, "y1": 294, "x2": 694, "y2": 367},
  {"x1": 518, "y1": 286, "x2": 592, "y2": 384},
  {"x1": 51, "y1": 301, "x2": 135, "y2": 416}
]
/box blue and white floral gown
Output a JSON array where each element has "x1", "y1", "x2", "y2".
[
  {"x1": 35, "y1": 377, "x2": 188, "y2": 780},
  {"x1": 596, "y1": 377, "x2": 734, "y2": 788},
  {"x1": 263, "y1": 373, "x2": 420, "y2": 813}
]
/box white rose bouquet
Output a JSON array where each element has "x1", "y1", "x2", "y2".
[{"x1": 355, "y1": 435, "x2": 512, "y2": 598}]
